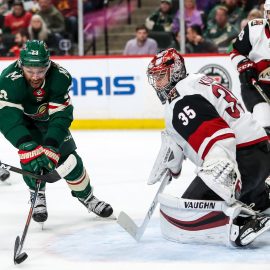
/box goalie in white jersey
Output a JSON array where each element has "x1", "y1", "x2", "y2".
[
  {"x1": 147, "y1": 48, "x2": 270, "y2": 247},
  {"x1": 230, "y1": 0, "x2": 270, "y2": 137}
]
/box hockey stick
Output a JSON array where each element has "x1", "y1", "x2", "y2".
[
  {"x1": 13, "y1": 179, "x2": 42, "y2": 264},
  {"x1": 252, "y1": 79, "x2": 270, "y2": 105},
  {"x1": 117, "y1": 170, "x2": 171, "y2": 241},
  {"x1": 0, "y1": 154, "x2": 77, "y2": 183}
]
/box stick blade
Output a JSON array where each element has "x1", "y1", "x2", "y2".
[
  {"x1": 117, "y1": 211, "x2": 141, "y2": 241},
  {"x1": 13, "y1": 236, "x2": 20, "y2": 262},
  {"x1": 13, "y1": 236, "x2": 28, "y2": 264}
]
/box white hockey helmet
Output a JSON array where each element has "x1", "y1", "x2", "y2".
[{"x1": 264, "y1": 0, "x2": 270, "y2": 19}]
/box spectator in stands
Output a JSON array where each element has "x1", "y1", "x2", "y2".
[
  {"x1": 186, "y1": 24, "x2": 218, "y2": 53},
  {"x1": 28, "y1": 14, "x2": 60, "y2": 54},
  {"x1": 204, "y1": 6, "x2": 238, "y2": 52},
  {"x1": 0, "y1": 28, "x2": 9, "y2": 56},
  {"x1": 196, "y1": 0, "x2": 220, "y2": 15},
  {"x1": 83, "y1": 0, "x2": 103, "y2": 14},
  {"x1": 8, "y1": 28, "x2": 29, "y2": 56},
  {"x1": 28, "y1": 14, "x2": 50, "y2": 41},
  {"x1": 0, "y1": 0, "x2": 8, "y2": 26},
  {"x1": 207, "y1": 0, "x2": 245, "y2": 31},
  {"x1": 172, "y1": 0, "x2": 203, "y2": 34},
  {"x1": 37, "y1": 0, "x2": 65, "y2": 36},
  {"x1": 238, "y1": 0, "x2": 258, "y2": 14},
  {"x1": 4, "y1": 0, "x2": 32, "y2": 34},
  {"x1": 37, "y1": 0, "x2": 65, "y2": 52},
  {"x1": 145, "y1": 0, "x2": 174, "y2": 32},
  {"x1": 240, "y1": 8, "x2": 262, "y2": 29},
  {"x1": 123, "y1": 25, "x2": 158, "y2": 55},
  {"x1": 52, "y1": 0, "x2": 78, "y2": 43}
]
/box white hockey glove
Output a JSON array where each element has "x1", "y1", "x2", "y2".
[
  {"x1": 198, "y1": 158, "x2": 242, "y2": 205},
  {"x1": 148, "y1": 130, "x2": 184, "y2": 185}
]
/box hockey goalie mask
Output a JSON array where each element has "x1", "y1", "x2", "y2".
[
  {"x1": 147, "y1": 48, "x2": 187, "y2": 104},
  {"x1": 264, "y1": 0, "x2": 270, "y2": 20}
]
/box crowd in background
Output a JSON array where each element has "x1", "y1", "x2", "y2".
[
  {"x1": 0, "y1": 0, "x2": 102, "y2": 56},
  {"x1": 124, "y1": 0, "x2": 266, "y2": 55},
  {"x1": 0, "y1": 0, "x2": 267, "y2": 56}
]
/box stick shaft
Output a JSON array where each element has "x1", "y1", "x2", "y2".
[
  {"x1": 117, "y1": 170, "x2": 171, "y2": 241},
  {"x1": 14, "y1": 180, "x2": 41, "y2": 258},
  {"x1": 252, "y1": 79, "x2": 270, "y2": 104}
]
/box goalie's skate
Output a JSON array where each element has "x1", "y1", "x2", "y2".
[
  {"x1": 79, "y1": 193, "x2": 113, "y2": 218},
  {"x1": 231, "y1": 215, "x2": 270, "y2": 246},
  {"x1": 30, "y1": 190, "x2": 48, "y2": 223}
]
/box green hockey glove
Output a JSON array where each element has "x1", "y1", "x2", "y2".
[
  {"x1": 43, "y1": 146, "x2": 60, "y2": 167},
  {"x1": 18, "y1": 141, "x2": 55, "y2": 174}
]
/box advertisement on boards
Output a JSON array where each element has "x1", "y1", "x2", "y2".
[{"x1": 0, "y1": 55, "x2": 240, "y2": 128}]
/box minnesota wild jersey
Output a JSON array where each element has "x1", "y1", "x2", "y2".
[{"x1": 0, "y1": 61, "x2": 74, "y2": 149}]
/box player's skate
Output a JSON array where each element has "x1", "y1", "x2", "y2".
[
  {"x1": 0, "y1": 168, "x2": 10, "y2": 182},
  {"x1": 79, "y1": 193, "x2": 113, "y2": 218},
  {"x1": 230, "y1": 215, "x2": 270, "y2": 246},
  {"x1": 30, "y1": 189, "x2": 48, "y2": 223}
]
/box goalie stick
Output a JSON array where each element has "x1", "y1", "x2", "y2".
[
  {"x1": 252, "y1": 79, "x2": 270, "y2": 105},
  {"x1": 117, "y1": 170, "x2": 171, "y2": 241},
  {"x1": 0, "y1": 154, "x2": 77, "y2": 183}
]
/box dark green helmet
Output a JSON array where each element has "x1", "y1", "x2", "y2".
[{"x1": 19, "y1": 40, "x2": 50, "y2": 67}]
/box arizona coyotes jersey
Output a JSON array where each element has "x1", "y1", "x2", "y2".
[
  {"x1": 230, "y1": 18, "x2": 270, "y2": 82},
  {"x1": 0, "y1": 61, "x2": 73, "y2": 148},
  {"x1": 165, "y1": 73, "x2": 268, "y2": 166}
]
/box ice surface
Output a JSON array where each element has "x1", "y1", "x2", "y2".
[{"x1": 0, "y1": 131, "x2": 269, "y2": 270}]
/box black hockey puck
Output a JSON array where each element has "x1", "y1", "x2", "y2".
[{"x1": 14, "y1": 252, "x2": 28, "y2": 264}]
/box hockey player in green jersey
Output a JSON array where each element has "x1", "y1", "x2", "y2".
[{"x1": 0, "y1": 40, "x2": 113, "y2": 222}]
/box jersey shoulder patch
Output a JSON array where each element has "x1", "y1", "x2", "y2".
[
  {"x1": 250, "y1": 19, "x2": 264, "y2": 26},
  {"x1": 168, "y1": 88, "x2": 180, "y2": 103}
]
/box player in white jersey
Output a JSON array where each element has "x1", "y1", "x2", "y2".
[
  {"x1": 147, "y1": 48, "x2": 270, "y2": 246},
  {"x1": 230, "y1": 0, "x2": 270, "y2": 137}
]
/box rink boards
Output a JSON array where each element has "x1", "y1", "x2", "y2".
[{"x1": 0, "y1": 54, "x2": 241, "y2": 129}]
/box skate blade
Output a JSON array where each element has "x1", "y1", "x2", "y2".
[
  {"x1": 38, "y1": 222, "x2": 45, "y2": 230},
  {"x1": 93, "y1": 214, "x2": 117, "y2": 221}
]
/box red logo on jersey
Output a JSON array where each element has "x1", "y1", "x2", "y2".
[{"x1": 33, "y1": 88, "x2": 46, "y2": 102}]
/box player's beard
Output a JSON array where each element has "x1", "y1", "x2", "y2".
[{"x1": 29, "y1": 79, "x2": 44, "y2": 89}]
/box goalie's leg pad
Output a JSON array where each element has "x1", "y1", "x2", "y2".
[
  {"x1": 159, "y1": 194, "x2": 270, "y2": 247},
  {"x1": 158, "y1": 193, "x2": 233, "y2": 245},
  {"x1": 64, "y1": 152, "x2": 91, "y2": 199}
]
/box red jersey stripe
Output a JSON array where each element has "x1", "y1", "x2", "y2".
[
  {"x1": 188, "y1": 117, "x2": 230, "y2": 153},
  {"x1": 202, "y1": 133, "x2": 235, "y2": 160},
  {"x1": 236, "y1": 136, "x2": 269, "y2": 148}
]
